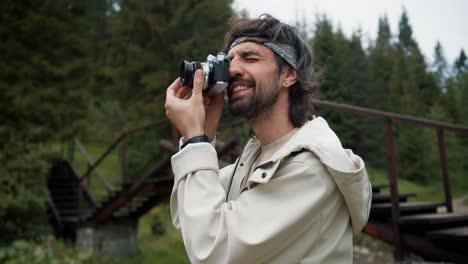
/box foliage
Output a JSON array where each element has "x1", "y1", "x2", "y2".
[
  {"x1": 135, "y1": 203, "x2": 190, "y2": 263},
  {"x1": 0, "y1": 204, "x2": 189, "y2": 264},
  {"x1": 0, "y1": 238, "x2": 93, "y2": 264},
  {"x1": 91, "y1": 0, "x2": 233, "y2": 129},
  {"x1": 311, "y1": 10, "x2": 468, "y2": 184},
  {"x1": 0, "y1": 0, "x2": 90, "y2": 243},
  {"x1": 1, "y1": 0, "x2": 233, "y2": 243}
]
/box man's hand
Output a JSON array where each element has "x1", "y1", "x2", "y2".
[{"x1": 165, "y1": 70, "x2": 224, "y2": 141}]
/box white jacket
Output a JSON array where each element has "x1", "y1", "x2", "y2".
[{"x1": 170, "y1": 117, "x2": 372, "y2": 263}]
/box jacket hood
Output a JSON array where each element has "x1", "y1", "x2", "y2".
[{"x1": 265, "y1": 117, "x2": 372, "y2": 234}]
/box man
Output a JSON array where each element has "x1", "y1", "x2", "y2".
[{"x1": 165, "y1": 14, "x2": 371, "y2": 263}]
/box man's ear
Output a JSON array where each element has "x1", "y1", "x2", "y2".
[{"x1": 281, "y1": 65, "x2": 297, "y2": 88}]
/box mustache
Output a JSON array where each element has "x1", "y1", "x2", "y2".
[{"x1": 229, "y1": 77, "x2": 256, "y2": 87}]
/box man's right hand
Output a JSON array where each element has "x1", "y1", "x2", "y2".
[{"x1": 165, "y1": 69, "x2": 225, "y2": 141}]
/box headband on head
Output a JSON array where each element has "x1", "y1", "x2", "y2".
[{"x1": 229, "y1": 37, "x2": 298, "y2": 70}]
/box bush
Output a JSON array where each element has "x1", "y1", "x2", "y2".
[
  {"x1": 0, "y1": 238, "x2": 93, "y2": 264},
  {"x1": 0, "y1": 144, "x2": 57, "y2": 243}
]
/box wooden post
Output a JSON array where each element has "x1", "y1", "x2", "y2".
[
  {"x1": 384, "y1": 119, "x2": 403, "y2": 260},
  {"x1": 437, "y1": 128, "x2": 453, "y2": 212}
]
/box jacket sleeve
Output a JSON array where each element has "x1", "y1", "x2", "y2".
[{"x1": 169, "y1": 143, "x2": 336, "y2": 264}]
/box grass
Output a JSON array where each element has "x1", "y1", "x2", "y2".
[
  {"x1": 92, "y1": 203, "x2": 190, "y2": 264},
  {"x1": 71, "y1": 141, "x2": 124, "y2": 200},
  {"x1": 366, "y1": 166, "x2": 465, "y2": 202},
  {"x1": 134, "y1": 204, "x2": 190, "y2": 263}
]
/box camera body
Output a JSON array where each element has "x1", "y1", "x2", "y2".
[{"x1": 180, "y1": 52, "x2": 230, "y2": 96}]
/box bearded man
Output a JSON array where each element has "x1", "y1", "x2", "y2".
[{"x1": 165, "y1": 14, "x2": 371, "y2": 264}]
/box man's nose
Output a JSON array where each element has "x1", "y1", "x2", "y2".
[{"x1": 228, "y1": 59, "x2": 244, "y2": 78}]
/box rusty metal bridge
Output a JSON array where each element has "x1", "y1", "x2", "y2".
[{"x1": 47, "y1": 100, "x2": 468, "y2": 263}]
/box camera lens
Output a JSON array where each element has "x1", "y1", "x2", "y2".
[{"x1": 180, "y1": 61, "x2": 202, "y2": 87}]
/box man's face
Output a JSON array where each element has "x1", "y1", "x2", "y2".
[{"x1": 226, "y1": 42, "x2": 281, "y2": 119}]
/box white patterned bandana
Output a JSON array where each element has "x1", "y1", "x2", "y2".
[{"x1": 229, "y1": 37, "x2": 298, "y2": 70}]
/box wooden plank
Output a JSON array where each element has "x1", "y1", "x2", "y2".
[
  {"x1": 399, "y1": 212, "x2": 468, "y2": 233},
  {"x1": 400, "y1": 212, "x2": 468, "y2": 225},
  {"x1": 372, "y1": 193, "x2": 416, "y2": 204},
  {"x1": 370, "y1": 202, "x2": 443, "y2": 220},
  {"x1": 364, "y1": 221, "x2": 468, "y2": 263},
  {"x1": 428, "y1": 226, "x2": 468, "y2": 255},
  {"x1": 371, "y1": 184, "x2": 388, "y2": 194},
  {"x1": 429, "y1": 226, "x2": 468, "y2": 239}
]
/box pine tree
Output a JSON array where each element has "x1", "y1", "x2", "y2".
[
  {"x1": 389, "y1": 9, "x2": 439, "y2": 183},
  {"x1": 312, "y1": 17, "x2": 372, "y2": 158},
  {"x1": 454, "y1": 49, "x2": 467, "y2": 80},
  {"x1": 312, "y1": 17, "x2": 349, "y2": 144},
  {"x1": 368, "y1": 15, "x2": 394, "y2": 110},
  {"x1": 459, "y1": 73, "x2": 468, "y2": 126},
  {"x1": 0, "y1": 0, "x2": 90, "y2": 242},
  {"x1": 451, "y1": 50, "x2": 468, "y2": 125},
  {"x1": 85, "y1": 0, "x2": 234, "y2": 174},
  {"x1": 99, "y1": 0, "x2": 233, "y2": 129},
  {"x1": 432, "y1": 41, "x2": 448, "y2": 91},
  {"x1": 457, "y1": 71, "x2": 468, "y2": 184},
  {"x1": 312, "y1": 15, "x2": 341, "y2": 101}
]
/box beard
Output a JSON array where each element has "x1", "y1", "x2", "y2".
[{"x1": 228, "y1": 76, "x2": 280, "y2": 119}]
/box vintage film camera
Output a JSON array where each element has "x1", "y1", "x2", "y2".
[{"x1": 179, "y1": 52, "x2": 230, "y2": 96}]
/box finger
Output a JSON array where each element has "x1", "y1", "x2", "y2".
[
  {"x1": 182, "y1": 90, "x2": 192, "y2": 100},
  {"x1": 176, "y1": 85, "x2": 191, "y2": 99},
  {"x1": 167, "y1": 78, "x2": 182, "y2": 97},
  {"x1": 192, "y1": 69, "x2": 204, "y2": 100}
]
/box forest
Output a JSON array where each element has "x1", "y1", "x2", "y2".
[{"x1": 1, "y1": 0, "x2": 467, "y2": 262}]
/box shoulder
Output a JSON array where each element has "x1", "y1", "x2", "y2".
[
  {"x1": 280, "y1": 149, "x2": 323, "y2": 170},
  {"x1": 274, "y1": 150, "x2": 332, "y2": 184}
]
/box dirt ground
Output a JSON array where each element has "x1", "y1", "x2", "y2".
[
  {"x1": 352, "y1": 237, "x2": 449, "y2": 264},
  {"x1": 453, "y1": 194, "x2": 468, "y2": 212},
  {"x1": 352, "y1": 195, "x2": 468, "y2": 264}
]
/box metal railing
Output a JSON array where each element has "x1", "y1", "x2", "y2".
[
  {"x1": 70, "y1": 117, "x2": 170, "y2": 221},
  {"x1": 78, "y1": 117, "x2": 168, "y2": 185},
  {"x1": 313, "y1": 99, "x2": 468, "y2": 259}
]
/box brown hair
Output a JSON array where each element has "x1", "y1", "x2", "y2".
[{"x1": 223, "y1": 14, "x2": 320, "y2": 127}]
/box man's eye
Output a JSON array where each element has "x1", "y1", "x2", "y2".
[{"x1": 246, "y1": 57, "x2": 257, "y2": 62}]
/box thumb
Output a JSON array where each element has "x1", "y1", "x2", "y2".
[{"x1": 192, "y1": 69, "x2": 204, "y2": 100}]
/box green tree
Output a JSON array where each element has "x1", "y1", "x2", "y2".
[
  {"x1": 458, "y1": 75, "x2": 468, "y2": 126},
  {"x1": 457, "y1": 72, "x2": 468, "y2": 181},
  {"x1": 391, "y1": 9, "x2": 438, "y2": 116},
  {"x1": 98, "y1": 0, "x2": 233, "y2": 129},
  {"x1": 368, "y1": 15, "x2": 394, "y2": 110},
  {"x1": 312, "y1": 17, "x2": 376, "y2": 162},
  {"x1": 432, "y1": 41, "x2": 448, "y2": 91},
  {"x1": 454, "y1": 49, "x2": 467, "y2": 80},
  {"x1": 389, "y1": 9, "x2": 440, "y2": 183},
  {"x1": 312, "y1": 15, "x2": 340, "y2": 101},
  {"x1": 0, "y1": 0, "x2": 90, "y2": 242},
  {"x1": 312, "y1": 17, "x2": 351, "y2": 146},
  {"x1": 335, "y1": 30, "x2": 375, "y2": 159},
  {"x1": 82, "y1": 0, "x2": 235, "y2": 177},
  {"x1": 362, "y1": 15, "x2": 399, "y2": 167}
]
